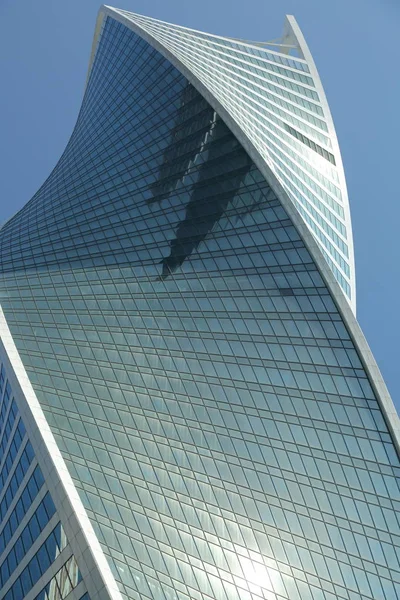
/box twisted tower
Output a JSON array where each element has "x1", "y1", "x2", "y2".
[{"x1": 0, "y1": 6, "x2": 399, "y2": 600}]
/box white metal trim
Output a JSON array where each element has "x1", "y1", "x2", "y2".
[{"x1": 284, "y1": 16, "x2": 356, "y2": 310}]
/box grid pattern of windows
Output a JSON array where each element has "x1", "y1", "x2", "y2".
[
  {"x1": 0, "y1": 450, "x2": 38, "y2": 523},
  {"x1": 2, "y1": 523, "x2": 68, "y2": 600},
  {"x1": 0, "y1": 366, "x2": 81, "y2": 600},
  {"x1": 0, "y1": 492, "x2": 56, "y2": 588},
  {"x1": 0, "y1": 13, "x2": 399, "y2": 600},
  {"x1": 0, "y1": 399, "x2": 19, "y2": 461},
  {"x1": 111, "y1": 9, "x2": 353, "y2": 301},
  {"x1": 0, "y1": 466, "x2": 45, "y2": 552},
  {"x1": 0, "y1": 421, "x2": 28, "y2": 490}
]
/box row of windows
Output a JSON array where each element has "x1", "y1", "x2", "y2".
[
  {"x1": 130, "y1": 14, "x2": 311, "y2": 74},
  {"x1": 197, "y1": 40, "x2": 321, "y2": 103},
  {"x1": 0, "y1": 402, "x2": 18, "y2": 461},
  {"x1": 246, "y1": 121, "x2": 345, "y2": 227},
  {"x1": 285, "y1": 123, "x2": 336, "y2": 165},
  {"x1": 2, "y1": 523, "x2": 68, "y2": 600},
  {"x1": 27, "y1": 335, "x2": 370, "y2": 397},
  {"x1": 12, "y1": 297, "x2": 352, "y2": 332},
  {"x1": 33, "y1": 555, "x2": 82, "y2": 600},
  {"x1": 0, "y1": 441, "x2": 35, "y2": 522},
  {"x1": 0, "y1": 374, "x2": 79, "y2": 599},
  {"x1": 0, "y1": 492, "x2": 56, "y2": 588},
  {"x1": 159, "y1": 33, "x2": 327, "y2": 131},
  {"x1": 40, "y1": 373, "x2": 386, "y2": 452},
  {"x1": 21, "y1": 312, "x2": 368, "y2": 370},
  {"x1": 0, "y1": 382, "x2": 12, "y2": 429},
  {"x1": 0, "y1": 212, "x2": 314, "y2": 274},
  {"x1": 0, "y1": 466, "x2": 45, "y2": 556},
  {"x1": 184, "y1": 49, "x2": 331, "y2": 147},
  {"x1": 0, "y1": 421, "x2": 27, "y2": 492},
  {"x1": 27, "y1": 354, "x2": 378, "y2": 435},
  {"x1": 43, "y1": 364, "x2": 384, "y2": 440},
  {"x1": 47, "y1": 373, "x2": 390, "y2": 457},
  {"x1": 0, "y1": 253, "x2": 331, "y2": 299},
  {"x1": 21, "y1": 338, "x2": 367, "y2": 391},
  {"x1": 0, "y1": 365, "x2": 5, "y2": 396}
]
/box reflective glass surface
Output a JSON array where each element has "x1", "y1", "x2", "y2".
[
  {"x1": 33, "y1": 555, "x2": 82, "y2": 600},
  {"x1": 0, "y1": 492, "x2": 56, "y2": 588},
  {"x1": 0, "y1": 365, "x2": 77, "y2": 600},
  {"x1": 2, "y1": 523, "x2": 68, "y2": 600},
  {"x1": 0, "y1": 14, "x2": 399, "y2": 600},
  {"x1": 115, "y1": 9, "x2": 353, "y2": 300},
  {"x1": 0, "y1": 466, "x2": 45, "y2": 553}
]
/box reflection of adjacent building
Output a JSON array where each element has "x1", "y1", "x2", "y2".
[
  {"x1": 0, "y1": 6, "x2": 399, "y2": 600},
  {"x1": 150, "y1": 85, "x2": 253, "y2": 278},
  {"x1": 39, "y1": 555, "x2": 80, "y2": 600}
]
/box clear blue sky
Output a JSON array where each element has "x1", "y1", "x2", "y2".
[{"x1": 1, "y1": 0, "x2": 399, "y2": 407}]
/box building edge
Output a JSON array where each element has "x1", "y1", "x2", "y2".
[
  {"x1": 89, "y1": 5, "x2": 400, "y2": 456},
  {"x1": 283, "y1": 16, "x2": 356, "y2": 312},
  {"x1": 0, "y1": 306, "x2": 123, "y2": 600},
  {"x1": 91, "y1": 7, "x2": 356, "y2": 313}
]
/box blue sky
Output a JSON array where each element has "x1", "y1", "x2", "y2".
[{"x1": 1, "y1": 0, "x2": 399, "y2": 407}]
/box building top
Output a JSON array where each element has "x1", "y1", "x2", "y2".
[{"x1": 89, "y1": 6, "x2": 356, "y2": 313}]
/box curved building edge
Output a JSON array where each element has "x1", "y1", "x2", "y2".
[
  {"x1": 90, "y1": 5, "x2": 399, "y2": 453},
  {"x1": 90, "y1": 6, "x2": 355, "y2": 312},
  {"x1": 0, "y1": 306, "x2": 123, "y2": 600},
  {"x1": 282, "y1": 16, "x2": 356, "y2": 311}
]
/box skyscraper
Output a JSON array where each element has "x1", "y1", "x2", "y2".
[{"x1": 0, "y1": 4, "x2": 399, "y2": 600}]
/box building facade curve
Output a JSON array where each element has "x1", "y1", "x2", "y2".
[{"x1": 0, "y1": 6, "x2": 399, "y2": 600}]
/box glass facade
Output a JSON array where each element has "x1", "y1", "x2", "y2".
[
  {"x1": 113, "y1": 9, "x2": 354, "y2": 303},
  {"x1": 33, "y1": 556, "x2": 82, "y2": 600},
  {"x1": 0, "y1": 362, "x2": 84, "y2": 600},
  {"x1": 0, "y1": 8, "x2": 398, "y2": 600}
]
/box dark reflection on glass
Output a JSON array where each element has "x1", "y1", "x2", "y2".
[
  {"x1": 33, "y1": 556, "x2": 82, "y2": 600},
  {"x1": 3, "y1": 525, "x2": 69, "y2": 600},
  {"x1": 150, "y1": 83, "x2": 252, "y2": 278},
  {"x1": 149, "y1": 85, "x2": 214, "y2": 203}
]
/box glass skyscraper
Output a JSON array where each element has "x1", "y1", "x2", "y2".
[{"x1": 0, "y1": 6, "x2": 399, "y2": 600}]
